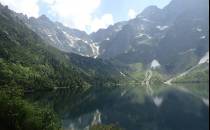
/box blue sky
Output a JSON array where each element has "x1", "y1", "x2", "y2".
[
  {"x1": 95, "y1": 0, "x2": 171, "y2": 22},
  {"x1": 0, "y1": 0, "x2": 171, "y2": 33}
]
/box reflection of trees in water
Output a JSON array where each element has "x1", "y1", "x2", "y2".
[{"x1": 29, "y1": 85, "x2": 209, "y2": 130}]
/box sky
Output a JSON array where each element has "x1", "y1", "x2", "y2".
[{"x1": 0, "y1": 0, "x2": 171, "y2": 33}]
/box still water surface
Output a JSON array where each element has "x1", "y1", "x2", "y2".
[{"x1": 28, "y1": 83, "x2": 209, "y2": 130}]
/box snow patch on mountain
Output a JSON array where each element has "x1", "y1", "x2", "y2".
[
  {"x1": 83, "y1": 40, "x2": 88, "y2": 44},
  {"x1": 49, "y1": 37, "x2": 56, "y2": 43},
  {"x1": 196, "y1": 27, "x2": 202, "y2": 32},
  {"x1": 151, "y1": 59, "x2": 161, "y2": 69},
  {"x1": 156, "y1": 25, "x2": 169, "y2": 31},
  {"x1": 200, "y1": 36, "x2": 206, "y2": 39},
  {"x1": 62, "y1": 31, "x2": 78, "y2": 46},
  {"x1": 199, "y1": 52, "x2": 209, "y2": 64},
  {"x1": 142, "y1": 18, "x2": 153, "y2": 23},
  {"x1": 90, "y1": 43, "x2": 100, "y2": 58},
  {"x1": 135, "y1": 33, "x2": 144, "y2": 38}
]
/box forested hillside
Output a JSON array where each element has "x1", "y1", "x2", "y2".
[{"x1": 0, "y1": 4, "x2": 120, "y2": 130}]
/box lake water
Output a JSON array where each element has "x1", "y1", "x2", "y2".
[{"x1": 28, "y1": 83, "x2": 209, "y2": 130}]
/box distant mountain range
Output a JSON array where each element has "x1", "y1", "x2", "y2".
[{"x1": 0, "y1": 0, "x2": 209, "y2": 76}]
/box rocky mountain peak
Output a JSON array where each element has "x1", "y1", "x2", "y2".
[
  {"x1": 38, "y1": 15, "x2": 51, "y2": 22},
  {"x1": 137, "y1": 5, "x2": 161, "y2": 18}
]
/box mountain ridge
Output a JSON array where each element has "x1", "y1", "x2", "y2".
[{"x1": 0, "y1": 0, "x2": 209, "y2": 76}]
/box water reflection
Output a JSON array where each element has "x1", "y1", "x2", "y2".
[{"x1": 27, "y1": 83, "x2": 209, "y2": 130}]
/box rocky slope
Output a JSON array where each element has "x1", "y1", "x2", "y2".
[
  {"x1": 15, "y1": 13, "x2": 100, "y2": 57},
  {"x1": 93, "y1": 0, "x2": 209, "y2": 74}
]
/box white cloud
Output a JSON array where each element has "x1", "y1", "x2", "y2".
[
  {"x1": 0, "y1": 0, "x2": 114, "y2": 32},
  {"x1": 45, "y1": 0, "x2": 105, "y2": 32},
  {"x1": 48, "y1": 0, "x2": 100, "y2": 17},
  {"x1": 0, "y1": 0, "x2": 40, "y2": 17},
  {"x1": 91, "y1": 14, "x2": 114, "y2": 32},
  {"x1": 128, "y1": 9, "x2": 137, "y2": 19}
]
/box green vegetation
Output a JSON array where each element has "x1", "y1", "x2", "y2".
[
  {"x1": 163, "y1": 49, "x2": 199, "y2": 74},
  {"x1": 0, "y1": 87, "x2": 62, "y2": 130},
  {"x1": 0, "y1": 3, "x2": 208, "y2": 130},
  {"x1": 129, "y1": 63, "x2": 145, "y2": 78},
  {"x1": 174, "y1": 64, "x2": 209, "y2": 83},
  {"x1": 0, "y1": 6, "x2": 65, "y2": 130},
  {"x1": 128, "y1": 62, "x2": 165, "y2": 85},
  {"x1": 0, "y1": 5, "x2": 121, "y2": 130},
  {"x1": 0, "y1": 7, "x2": 87, "y2": 91},
  {"x1": 90, "y1": 124, "x2": 123, "y2": 130},
  {"x1": 150, "y1": 71, "x2": 165, "y2": 85}
]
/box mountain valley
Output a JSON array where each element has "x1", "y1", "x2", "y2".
[{"x1": 0, "y1": 0, "x2": 209, "y2": 129}]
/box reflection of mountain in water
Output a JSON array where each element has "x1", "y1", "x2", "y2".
[
  {"x1": 55, "y1": 84, "x2": 209, "y2": 130},
  {"x1": 62, "y1": 109, "x2": 102, "y2": 130}
]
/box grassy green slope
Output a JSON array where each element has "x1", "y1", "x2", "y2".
[{"x1": 174, "y1": 63, "x2": 209, "y2": 83}]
